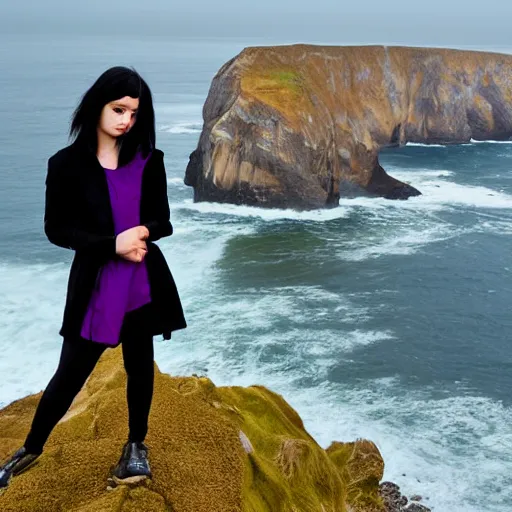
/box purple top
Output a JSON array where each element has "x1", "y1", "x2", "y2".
[{"x1": 81, "y1": 151, "x2": 152, "y2": 345}]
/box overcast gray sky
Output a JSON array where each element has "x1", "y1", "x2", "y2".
[{"x1": 1, "y1": 0, "x2": 511, "y2": 46}]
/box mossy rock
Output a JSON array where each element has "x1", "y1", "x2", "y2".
[{"x1": 0, "y1": 348, "x2": 385, "y2": 511}]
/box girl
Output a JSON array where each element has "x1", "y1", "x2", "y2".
[{"x1": 0, "y1": 66, "x2": 186, "y2": 488}]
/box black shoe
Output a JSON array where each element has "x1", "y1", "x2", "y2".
[
  {"x1": 0, "y1": 447, "x2": 39, "y2": 488},
  {"x1": 112, "y1": 442, "x2": 152, "y2": 482}
]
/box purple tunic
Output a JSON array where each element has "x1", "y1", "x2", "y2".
[{"x1": 81, "y1": 152, "x2": 152, "y2": 345}]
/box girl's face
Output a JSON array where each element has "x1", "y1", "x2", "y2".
[{"x1": 98, "y1": 96, "x2": 139, "y2": 139}]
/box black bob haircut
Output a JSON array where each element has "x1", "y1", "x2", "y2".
[{"x1": 70, "y1": 66, "x2": 155, "y2": 166}]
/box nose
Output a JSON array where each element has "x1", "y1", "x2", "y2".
[{"x1": 122, "y1": 111, "x2": 132, "y2": 126}]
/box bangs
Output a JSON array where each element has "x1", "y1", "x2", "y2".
[{"x1": 103, "y1": 68, "x2": 143, "y2": 102}]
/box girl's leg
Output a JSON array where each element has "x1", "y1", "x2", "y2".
[
  {"x1": 120, "y1": 306, "x2": 154, "y2": 444},
  {"x1": 23, "y1": 338, "x2": 107, "y2": 454},
  {"x1": 110, "y1": 305, "x2": 155, "y2": 480}
]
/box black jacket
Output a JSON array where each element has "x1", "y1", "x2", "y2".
[{"x1": 44, "y1": 141, "x2": 187, "y2": 341}]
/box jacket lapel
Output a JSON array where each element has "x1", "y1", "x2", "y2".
[{"x1": 73, "y1": 142, "x2": 115, "y2": 235}]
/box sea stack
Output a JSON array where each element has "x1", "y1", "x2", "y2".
[{"x1": 185, "y1": 45, "x2": 512, "y2": 209}]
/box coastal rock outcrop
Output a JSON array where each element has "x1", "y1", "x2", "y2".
[
  {"x1": 1, "y1": 348, "x2": 407, "y2": 511},
  {"x1": 185, "y1": 45, "x2": 512, "y2": 208}
]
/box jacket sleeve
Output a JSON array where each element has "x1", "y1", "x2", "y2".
[
  {"x1": 44, "y1": 155, "x2": 117, "y2": 258},
  {"x1": 143, "y1": 151, "x2": 173, "y2": 242}
]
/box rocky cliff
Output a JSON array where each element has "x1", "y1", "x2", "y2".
[
  {"x1": 0, "y1": 348, "x2": 424, "y2": 512},
  {"x1": 185, "y1": 45, "x2": 512, "y2": 208}
]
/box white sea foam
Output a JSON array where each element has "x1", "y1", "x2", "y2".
[
  {"x1": 390, "y1": 169, "x2": 512, "y2": 209},
  {"x1": 167, "y1": 177, "x2": 186, "y2": 186},
  {"x1": 303, "y1": 329, "x2": 394, "y2": 356},
  {"x1": 339, "y1": 224, "x2": 460, "y2": 261},
  {"x1": 475, "y1": 219, "x2": 512, "y2": 235},
  {"x1": 158, "y1": 121, "x2": 202, "y2": 135},
  {"x1": 470, "y1": 138, "x2": 512, "y2": 144},
  {"x1": 406, "y1": 139, "x2": 512, "y2": 147},
  {"x1": 338, "y1": 166, "x2": 512, "y2": 212},
  {"x1": 406, "y1": 142, "x2": 448, "y2": 147},
  {"x1": 162, "y1": 122, "x2": 203, "y2": 135},
  {"x1": 175, "y1": 199, "x2": 351, "y2": 222},
  {"x1": 400, "y1": 169, "x2": 454, "y2": 178},
  {"x1": 0, "y1": 262, "x2": 70, "y2": 408}
]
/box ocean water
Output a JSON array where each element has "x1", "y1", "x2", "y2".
[{"x1": 1, "y1": 33, "x2": 511, "y2": 512}]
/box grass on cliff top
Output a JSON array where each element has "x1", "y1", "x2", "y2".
[
  {"x1": 268, "y1": 70, "x2": 306, "y2": 93},
  {"x1": 242, "y1": 68, "x2": 306, "y2": 96}
]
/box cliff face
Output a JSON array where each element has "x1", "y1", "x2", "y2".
[
  {"x1": 0, "y1": 349, "x2": 386, "y2": 512},
  {"x1": 185, "y1": 45, "x2": 512, "y2": 209}
]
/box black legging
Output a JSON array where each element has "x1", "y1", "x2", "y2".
[{"x1": 24, "y1": 304, "x2": 154, "y2": 455}]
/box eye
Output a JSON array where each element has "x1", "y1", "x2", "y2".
[{"x1": 113, "y1": 107, "x2": 124, "y2": 114}]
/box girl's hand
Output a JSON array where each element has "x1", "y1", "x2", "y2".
[
  {"x1": 122, "y1": 247, "x2": 147, "y2": 263},
  {"x1": 116, "y1": 226, "x2": 150, "y2": 262}
]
